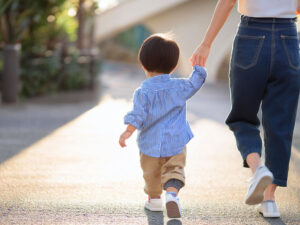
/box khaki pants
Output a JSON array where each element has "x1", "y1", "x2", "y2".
[{"x1": 140, "y1": 148, "x2": 186, "y2": 197}]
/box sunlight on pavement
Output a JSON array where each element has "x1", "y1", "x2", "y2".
[
  {"x1": 1, "y1": 93, "x2": 299, "y2": 218},
  {"x1": 0, "y1": 95, "x2": 144, "y2": 209},
  {"x1": 0, "y1": 66, "x2": 299, "y2": 224}
]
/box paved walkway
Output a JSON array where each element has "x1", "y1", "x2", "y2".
[{"x1": 0, "y1": 61, "x2": 299, "y2": 224}]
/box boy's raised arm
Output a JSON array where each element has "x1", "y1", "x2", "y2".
[{"x1": 181, "y1": 65, "x2": 207, "y2": 100}]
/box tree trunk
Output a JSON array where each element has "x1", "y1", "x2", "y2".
[
  {"x1": 2, "y1": 44, "x2": 21, "y2": 103},
  {"x1": 77, "y1": 0, "x2": 84, "y2": 50}
]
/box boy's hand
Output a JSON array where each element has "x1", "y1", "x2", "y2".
[
  {"x1": 119, "y1": 131, "x2": 132, "y2": 147},
  {"x1": 119, "y1": 124, "x2": 136, "y2": 148}
]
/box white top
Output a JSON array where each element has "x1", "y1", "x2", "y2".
[{"x1": 238, "y1": 0, "x2": 297, "y2": 18}]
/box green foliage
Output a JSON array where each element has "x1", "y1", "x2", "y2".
[
  {"x1": 59, "y1": 54, "x2": 89, "y2": 90},
  {"x1": 0, "y1": 0, "x2": 14, "y2": 16},
  {"x1": 21, "y1": 0, "x2": 77, "y2": 53},
  {"x1": 20, "y1": 53, "x2": 61, "y2": 97},
  {"x1": 0, "y1": 0, "x2": 66, "y2": 44},
  {"x1": 56, "y1": 6, "x2": 78, "y2": 42},
  {"x1": 0, "y1": 56, "x2": 3, "y2": 71},
  {"x1": 20, "y1": 50, "x2": 94, "y2": 98},
  {"x1": 0, "y1": 0, "x2": 101, "y2": 98}
]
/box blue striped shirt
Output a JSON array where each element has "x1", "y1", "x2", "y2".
[{"x1": 124, "y1": 65, "x2": 207, "y2": 157}]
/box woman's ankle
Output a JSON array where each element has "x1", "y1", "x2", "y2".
[
  {"x1": 246, "y1": 153, "x2": 262, "y2": 174},
  {"x1": 264, "y1": 184, "x2": 277, "y2": 201}
]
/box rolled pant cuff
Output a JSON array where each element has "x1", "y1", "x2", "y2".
[
  {"x1": 242, "y1": 149, "x2": 261, "y2": 168},
  {"x1": 273, "y1": 178, "x2": 287, "y2": 187},
  {"x1": 162, "y1": 174, "x2": 185, "y2": 188},
  {"x1": 164, "y1": 179, "x2": 184, "y2": 191}
]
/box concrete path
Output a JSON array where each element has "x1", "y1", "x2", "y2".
[{"x1": 0, "y1": 61, "x2": 299, "y2": 225}]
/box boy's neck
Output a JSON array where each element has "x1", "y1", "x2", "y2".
[{"x1": 145, "y1": 71, "x2": 166, "y2": 78}]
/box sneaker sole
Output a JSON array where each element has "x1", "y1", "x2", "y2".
[
  {"x1": 245, "y1": 176, "x2": 273, "y2": 205},
  {"x1": 144, "y1": 205, "x2": 163, "y2": 212},
  {"x1": 259, "y1": 211, "x2": 280, "y2": 218},
  {"x1": 166, "y1": 201, "x2": 181, "y2": 218}
]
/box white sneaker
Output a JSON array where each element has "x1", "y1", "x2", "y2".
[
  {"x1": 165, "y1": 193, "x2": 181, "y2": 218},
  {"x1": 245, "y1": 165, "x2": 273, "y2": 205},
  {"x1": 257, "y1": 200, "x2": 280, "y2": 218},
  {"x1": 144, "y1": 196, "x2": 163, "y2": 211}
]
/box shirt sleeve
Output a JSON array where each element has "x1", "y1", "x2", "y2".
[
  {"x1": 124, "y1": 89, "x2": 148, "y2": 130},
  {"x1": 181, "y1": 65, "x2": 207, "y2": 100}
]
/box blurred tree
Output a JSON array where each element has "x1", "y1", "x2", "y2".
[
  {"x1": 76, "y1": 0, "x2": 97, "y2": 52},
  {"x1": 0, "y1": 0, "x2": 67, "y2": 103},
  {"x1": 0, "y1": 0, "x2": 99, "y2": 101},
  {"x1": 77, "y1": 0, "x2": 84, "y2": 50}
]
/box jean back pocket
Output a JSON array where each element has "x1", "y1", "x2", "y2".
[
  {"x1": 281, "y1": 35, "x2": 300, "y2": 70},
  {"x1": 232, "y1": 35, "x2": 265, "y2": 70}
]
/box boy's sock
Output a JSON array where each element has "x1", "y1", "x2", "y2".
[
  {"x1": 164, "y1": 179, "x2": 184, "y2": 191},
  {"x1": 167, "y1": 192, "x2": 177, "y2": 197}
]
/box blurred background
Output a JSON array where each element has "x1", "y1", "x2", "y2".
[
  {"x1": 1, "y1": 0, "x2": 300, "y2": 103},
  {"x1": 0, "y1": 1, "x2": 300, "y2": 224},
  {"x1": 0, "y1": 0, "x2": 245, "y2": 104}
]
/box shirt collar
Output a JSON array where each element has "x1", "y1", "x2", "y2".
[{"x1": 141, "y1": 74, "x2": 170, "y2": 89}]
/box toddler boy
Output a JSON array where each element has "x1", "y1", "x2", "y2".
[{"x1": 119, "y1": 33, "x2": 207, "y2": 218}]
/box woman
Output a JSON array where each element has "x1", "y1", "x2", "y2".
[{"x1": 191, "y1": 0, "x2": 300, "y2": 218}]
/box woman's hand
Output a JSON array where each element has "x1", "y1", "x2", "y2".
[
  {"x1": 190, "y1": 43, "x2": 211, "y2": 67},
  {"x1": 190, "y1": 0, "x2": 236, "y2": 67}
]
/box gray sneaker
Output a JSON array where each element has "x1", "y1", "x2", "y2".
[
  {"x1": 245, "y1": 165, "x2": 273, "y2": 205},
  {"x1": 257, "y1": 200, "x2": 280, "y2": 218}
]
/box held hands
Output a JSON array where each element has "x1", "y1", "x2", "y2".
[{"x1": 190, "y1": 43, "x2": 211, "y2": 67}]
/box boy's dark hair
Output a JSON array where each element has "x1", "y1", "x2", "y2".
[{"x1": 138, "y1": 33, "x2": 180, "y2": 74}]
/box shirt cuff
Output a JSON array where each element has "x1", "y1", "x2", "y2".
[
  {"x1": 124, "y1": 115, "x2": 142, "y2": 129},
  {"x1": 193, "y1": 65, "x2": 207, "y2": 79}
]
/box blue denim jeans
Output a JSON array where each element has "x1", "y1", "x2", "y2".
[{"x1": 226, "y1": 16, "x2": 300, "y2": 187}]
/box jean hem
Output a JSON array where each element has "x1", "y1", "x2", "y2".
[
  {"x1": 242, "y1": 149, "x2": 261, "y2": 168},
  {"x1": 273, "y1": 178, "x2": 287, "y2": 187}
]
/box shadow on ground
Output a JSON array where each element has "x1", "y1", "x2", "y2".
[
  {"x1": 0, "y1": 90, "x2": 100, "y2": 165},
  {"x1": 144, "y1": 209, "x2": 182, "y2": 225},
  {"x1": 263, "y1": 217, "x2": 286, "y2": 225},
  {"x1": 144, "y1": 209, "x2": 164, "y2": 225}
]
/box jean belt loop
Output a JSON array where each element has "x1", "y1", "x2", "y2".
[{"x1": 244, "y1": 16, "x2": 249, "y2": 26}]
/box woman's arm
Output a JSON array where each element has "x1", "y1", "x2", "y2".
[{"x1": 190, "y1": 0, "x2": 236, "y2": 67}]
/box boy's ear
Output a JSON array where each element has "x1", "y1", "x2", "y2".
[{"x1": 141, "y1": 65, "x2": 146, "y2": 71}]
